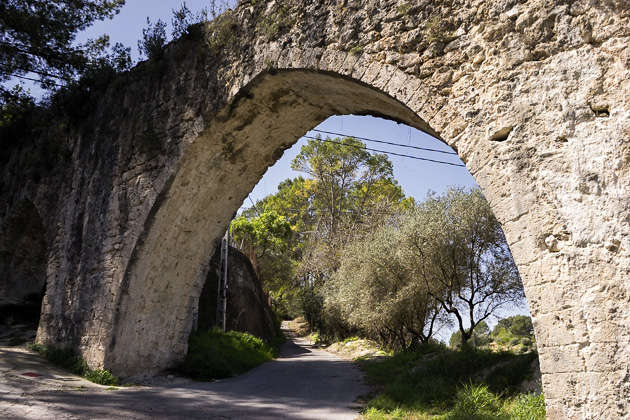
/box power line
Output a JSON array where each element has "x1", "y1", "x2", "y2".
[
  {"x1": 248, "y1": 195, "x2": 262, "y2": 217},
  {"x1": 0, "y1": 71, "x2": 61, "y2": 86},
  {"x1": 302, "y1": 135, "x2": 466, "y2": 168},
  {"x1": 0, "y1": 64, "x2": 67, "y2": 81},
  {"x1": 311, "y1": 128, "x2": 457, "y2": 156}
]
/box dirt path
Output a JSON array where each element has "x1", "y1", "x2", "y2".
[{"x1": 0, "y1": 324, "x2": 367, "y2": 419}]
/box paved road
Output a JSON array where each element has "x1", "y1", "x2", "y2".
[{"x1": 0, "y1": 326, "x2": 367, "y2": 419}]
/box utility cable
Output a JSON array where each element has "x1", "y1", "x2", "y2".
[
  {"x1": 311, "y1": 128, "x2": 457, "y2": 156},
  {"x1": 0, "y1": 71, "x2": 61, "y2": 86},
  {"x1": 248, "y1": 195, "x2": 262, "y2": 217},
  {"x1": 302, "y1": 135, "x2": 466, "y2": 168}
]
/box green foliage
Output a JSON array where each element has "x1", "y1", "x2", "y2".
[
  {"x1": 28, "y1": 343, "x2": 119, "y2": 386},
  {"x1": 257, "y1": 1, "x2": 296, "y2": 40},
  {"x1": 0, "y1": 0, "x2": 125, "y2": 98},
  {"x1": 326, "y1": 224, "x2": 446, "y2": 350},
  {"x1": 0, "y1": 85, "x2": 38, "y2": 162},
  {"x1": 448, "y1": 315, "x2": 538, "y2": 353},
  {"x1": 425, "y1": 16, "x2": 445, "y2": 44},
  {"x1": 291, "y1": 137, "x2": 407, "y2": 281},
  {"x1": 298, "y1": 287, "x2": 324, "y2": 331},
  {"x1": 236, "y1": 138, "x2": 409, "y2": 323},
  {"x1": 443, "y1": 383, "x2": 505, "y2": 420},
  {"x1": 510, "y1": 393, "x2": 546, "y2": 420},
  {"x1": 231, "y1": 210, "x2": 292, "y2": 257},
  {"x1": 328, "y1": 187, "x2": 523, "y2": 350},
  {"x1": 178, "y1": 328, "x2": 275, "y2": 381},
  {"x1": 361, "y1": 344, "x2": 544, "y2": 420},
  {"x1": 450, "y1": 321, "x2": 492, "y2": 349},
  {"x1": 206, "y1": 11, "x2": 238, "y2": 53},
  {"x1": 493, "y1": 315, "x2": 534, "y2": 339},
  {"x1": 397, "y1": 3, "x2": 412, "y2": 15},
  {"x1": 171, "y1": 2, "x2": 208, "y2": 40},
  {"x1": 349, "y1": 44, "x2": 364, "y2": 55},
  {"x1": 401, "y1": 188, "x2": 524, "y2": 348},
  {"x1": 138, "y1": 17, "x2": 168, "y2": 60}
]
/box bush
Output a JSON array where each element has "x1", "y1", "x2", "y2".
[
  {"x1": 510, "y1": 393, "x2": 546, "y2": 420},
  {"x1": 443, "y1": 383, "x2": 505, "y2": 420},
  {"x1": 138, "y1": 18, "x2": 167, "y2": 60},
  {"x1": 178, "y1": 328, "x2": 275, "y2": 381}
]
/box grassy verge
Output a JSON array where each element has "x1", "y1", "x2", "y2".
[
  {"x1": 360, "y1": 343, "x2": 544, "y2": 420},
  {"x1": 28, "y1": 343, "x2": 119, "y2": 386},
  {"x1": 177, "y1": 327, "x2": 277, "y2": 381}
]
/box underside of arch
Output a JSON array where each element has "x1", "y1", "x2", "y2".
[{"x1": 107, "y1": 69, "x2": 441, "y2": 376}]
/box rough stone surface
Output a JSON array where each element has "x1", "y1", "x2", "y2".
[
  {"x1": 197, "y1": 246, "x2": 277, "y2": 342},
  {"x1": 0, "y1": 1, "x2": 628, "y2": 418}
]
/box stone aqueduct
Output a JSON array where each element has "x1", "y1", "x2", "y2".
[{"x1": 0, "y1": 0, "x2": 628, "y2": 418}]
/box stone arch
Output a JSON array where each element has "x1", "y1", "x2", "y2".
[
  {"x1": 107, "y1": 68, "x2": 437, "y2": 375},
  {"x1": 0, "y1": 200, "x2": 48, "y2": 306},
  {"x1": 3, "y1": 2, "x2": 625, "y2": 419},
  {"x1": 100, "y1": 31, "x2": 630, "y2": 418}
]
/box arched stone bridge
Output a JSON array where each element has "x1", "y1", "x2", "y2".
[{"x1": 1, "y1": 1, "x2": 628, "y2": 418}]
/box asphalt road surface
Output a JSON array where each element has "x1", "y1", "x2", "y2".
[{"x1": 0, "y1": 324, "x2": 367, "y2": 419}]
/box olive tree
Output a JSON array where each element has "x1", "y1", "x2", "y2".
[
  {"x1": 401, "y1": 187, "x2": 524, "y2": 347},
  {"x1": 325, "y1": 224, "x2": 447, "y2": 350}
]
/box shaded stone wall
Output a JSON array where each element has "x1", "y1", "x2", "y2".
[
  {"x1": 197, "y1": 245, "x2": 277, "y2": 342},
  {"x1": 0, "y1": 1, "x2": 628, "y2": 418},
  {"x1": 0, "y1": 201, "x2": 47, "y2": 304}
]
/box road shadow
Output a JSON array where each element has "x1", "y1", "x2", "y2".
[{"x1": 0, "y1": 329, "x2": 367, "y2": 419}]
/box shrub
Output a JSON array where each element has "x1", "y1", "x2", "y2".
[
  {"x1": 257, "y1": 2, "x2": 295, "y2": 40},
  {"x1": 172, "y1": 3, "x2": 208, "y2": 39},
  {"x1": 178, "y1": 328, "x2": 275, "y2": 381},
  {"x1": 206, "y1": 12, "x2": 237, "y2": 53},
  {"x1": 138, "y1": 18, "x2": 167, "y2": 60},
  {"x1": 510, "y1": 393, "x2": 546, "y2": 420},
  {"x1": 349, "y1": 44, "x2": 364, "y2": 55},
  {"x1": 444, "y1": 383, "x2": 505, "y2": 420}
]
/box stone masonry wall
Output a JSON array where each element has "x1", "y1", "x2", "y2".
[
  {"x1": 197, "y1": 245, "x2": 277, "y2": 342},
  {"x1": 0, "y1": 1, "x2": 628, "y2": 418}
]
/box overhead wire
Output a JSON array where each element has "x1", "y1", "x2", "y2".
[
  {"x1": 302, "y1": 135, "x2": 466, "y2": 168},
  {"x1": 311, "y1": 128, "x2": 457, "y2": 156},
  {"x1": 0, "y1": 70, "x2": 61, "y2": 86},
  {"x1": 248, "y1": 195, "x2": 262, "y2": 217}
]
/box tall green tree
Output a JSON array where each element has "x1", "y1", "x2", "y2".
[
  {"x1": 492, "y1": 315, "x2": 534, "y2": 338},
  {"x1": 230, "y1": 210, "x2": 294, "y2": 309},
  {"x1": 401, "y1": 187, "x2": 524, "y2": 348},
  {"x1": 232, "y1": 137, "x2": 411, "y2": 321},
  {"x1": 0, "y1": 0, "x2": 126, "y2": 101},
  {"x1": 291, "y1": 137, "x2": 410, "y2": 283},
  {"x1": 329, "y1": 187, "x2": 523, "y2": 349},
  {"x1": 291, "y1": 137, "x2": 407, "y2": 240}
]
